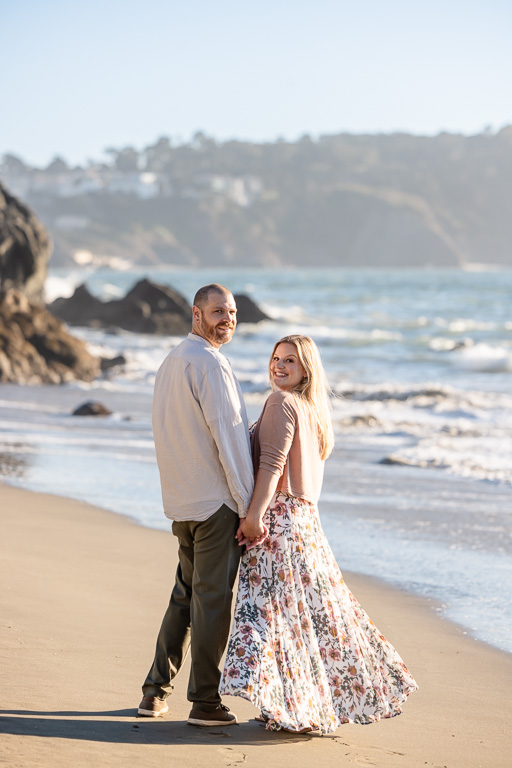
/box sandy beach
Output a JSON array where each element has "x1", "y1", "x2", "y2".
[{"x1": 1, "y1": 482, "x2": 511, "y2": 768}]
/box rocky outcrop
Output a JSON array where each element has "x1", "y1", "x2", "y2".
[
  {"x1": 50, "y1": 284, "x2": 152, "y2": 332},
  {"x1": 0, "y1": 289, "x2": 100, "y2": 384},
  {"x1": 233, "y1": 294, "x2": 270, "y2": 323},
  {"x1": 50, "y1": 281, "x2": 190, "y2": 335},
  {"x1": 127, "y1": 278, "x2": 191, "y2": 316},
  {"x1": 49, "y1": 278, "x2": 269, "y2": 333},
  {"x1": 0, "y1": 183, "x2": 51, "y2": 301},
  {"x1": 0, "y1": 184, "x2": 101, "y2": 385}
]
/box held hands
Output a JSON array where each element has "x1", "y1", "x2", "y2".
[{"x1": 236, "y1": 514, "x2": 269, "y2": 550}]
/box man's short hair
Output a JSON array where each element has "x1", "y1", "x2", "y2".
[{"x1": 193, "y1": 284, "x2": 232, "y2": 309}]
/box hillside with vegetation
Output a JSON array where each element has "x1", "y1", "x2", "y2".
[{"x1": 2, "y1": 127, "x2": 512, "y2": 269}]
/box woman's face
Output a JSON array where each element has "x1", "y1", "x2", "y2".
[{"x1": 270, "y1": 343, "x2": 306, "y2": 392}]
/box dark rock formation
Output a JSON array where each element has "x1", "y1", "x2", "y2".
[
  {"x1": 49, "y1": 278, "x2": 269, "y2": 334},
  {"x1": 125, "y1": 278, "x2": 194, "y2": 334},
  {"x1": 0, "y1": 184, "x2": 101, "y2": 385},
  {"x1": 0, "y1": 183, "x2": 51, "y2": 301},
  {"x1": 49, "y1": 284, "x2": 153, "y2": 333},
  {"x1": 0, "y1": 289, "x2": 100, "y2": 384},
  {"x1": 127, "y1": 278, "x2": 191, "y2": 316},
  {"x1": 50, "y1": 281, "x2": 190, "y2": 335},
  {"x1": 72, "y1": 401, "x2": 112, "y2": 416},
  {"x1": 100, "y1": 354, "x2": 126, "y2": 371},
  {"x1": 233, "y1": 294, "x2": 270, "y2": 323}
]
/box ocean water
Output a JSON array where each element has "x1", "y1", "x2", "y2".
[{"x1": 1, "y1": 267, "x2": 512, "y2": 653}]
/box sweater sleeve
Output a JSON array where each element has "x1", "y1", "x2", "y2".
[{"x1": 257, "y1": 394, "x2": 297, "y2": 477}]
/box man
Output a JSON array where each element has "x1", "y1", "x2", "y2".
[{"x1": 138, "y1": 284, "x2": 258, "y2": 726}]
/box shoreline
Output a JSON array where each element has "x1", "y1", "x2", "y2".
[
  {"x1": 1, "y1": 482, "x2": 512, "y2": 767},
  {"x1": 1, "y1": 473, "x2": 506, "y2": 659},
  {"x1": 3, "y1": 456, "x2": 511, "y2": 656}
]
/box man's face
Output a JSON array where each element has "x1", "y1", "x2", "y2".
[{"x1": 193, "y1": 291, "x2": 237, "y2": 348}]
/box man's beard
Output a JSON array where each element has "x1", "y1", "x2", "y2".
[{"x1": 196, "y1": 314, "x2": 235, "y2": 346}]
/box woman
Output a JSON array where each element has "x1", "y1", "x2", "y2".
[{"x1": 220, "y1": 335, "x2": 418, "y2": 734}]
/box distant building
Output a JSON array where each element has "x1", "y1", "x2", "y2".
[
  {"x1": 193, "y1": 174, "x2": 263, "y2": 206},
  {"x1": 0, "y1": 165, "x2": 172, "y2": 200},
  {"x1": 105, "y1": 172, "x2": 163, "y2": 199}
]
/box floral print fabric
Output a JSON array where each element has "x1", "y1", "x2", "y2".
[{"x1": 220, "y1": 493, "x2": 418, "y2": 734}]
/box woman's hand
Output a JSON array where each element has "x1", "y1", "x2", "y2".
[
  {"x1": 236, "y1": 514, "x2": 268, "y2": 549},
  {"x1": 237, "y1": 468, "x2": 279, "y2": 550}
]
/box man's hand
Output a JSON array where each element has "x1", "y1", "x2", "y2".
[{"x1": 236, "y1": 515, "x2": 268, "y2": 550}]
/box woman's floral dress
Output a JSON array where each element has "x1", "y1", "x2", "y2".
[{"x1": 220, "y1": 493, "x2": 418, "y2": 734}]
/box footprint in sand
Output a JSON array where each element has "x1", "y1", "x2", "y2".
[
  {"x1": 218, "y1": 746, "x2": 247, "y2": 764},
  {"x1": 339, "y1": 743, "x2": 405, "y2": 767}
]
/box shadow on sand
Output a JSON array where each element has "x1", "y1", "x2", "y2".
[{"x1": 0, "y1": 709, "x2": 326, "y2": 746}]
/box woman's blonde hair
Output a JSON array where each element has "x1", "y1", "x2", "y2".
[{"x1": 269, "y1": 334, "x2": 334, "y2": 460}]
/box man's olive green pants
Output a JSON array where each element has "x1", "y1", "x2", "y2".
[{"x1": 142, "y1": 504, "x2": 242, "y2": 710}]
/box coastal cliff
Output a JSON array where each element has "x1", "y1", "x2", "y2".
[{"x1": 3, "y1": 128, "x2": 512, "y2": 269}]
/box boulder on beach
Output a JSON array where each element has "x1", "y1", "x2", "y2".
[
  {"x1": 72, "y1": 401, "x2": 112, "y2": 416},
  {"x1": 0, "y1": 183, "x2": 51, "y2": 302},
  {"x1": 0, "y1": 289, "x2": 100, "y2": 384}
]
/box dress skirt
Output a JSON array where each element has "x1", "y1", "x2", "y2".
[{"x1": 220, "y1": 493, "x2": 418, "y2": 734}]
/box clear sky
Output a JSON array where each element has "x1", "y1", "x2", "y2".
[{"x1": 2, "y1": 0, "x2": 511, "y2": 167}]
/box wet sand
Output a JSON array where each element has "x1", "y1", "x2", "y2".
[{"x1": 1, "y1": 482, "x2": 511, "y2": 768}]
